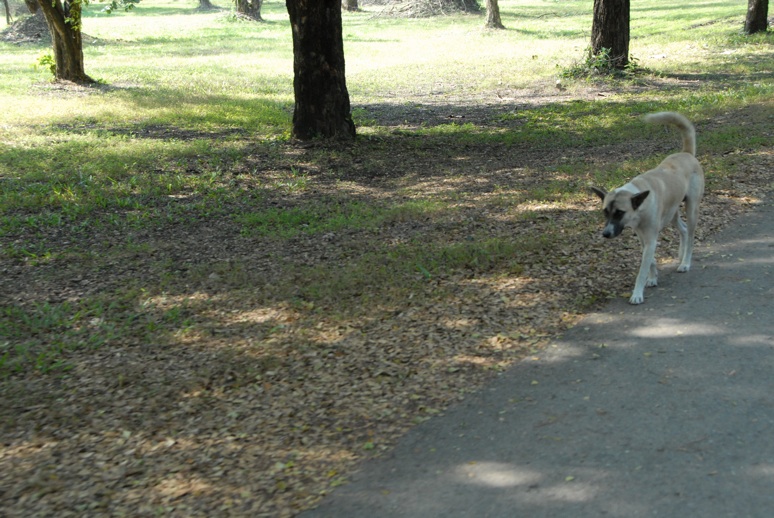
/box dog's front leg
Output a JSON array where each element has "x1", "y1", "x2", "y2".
[{"x1": 631, "y1": 235, "x2": 658, "y2": 304}]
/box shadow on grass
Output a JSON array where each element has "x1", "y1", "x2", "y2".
[{"x1": 1, "y1": 91, "x2": 773, "y2": 514}]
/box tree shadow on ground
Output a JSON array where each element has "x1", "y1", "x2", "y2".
[{"x1": 1, "y1": 97, "x2": 773, "y2": 515}]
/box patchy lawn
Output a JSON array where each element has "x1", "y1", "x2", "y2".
[{"x1": 2, "y1": 76, "x2": 773, "y2": 517}]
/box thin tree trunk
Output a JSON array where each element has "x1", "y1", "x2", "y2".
[
  {"x1": 590, "y1": 0, "x2": 629, "y2": 69},
  {"x1": 3, "y1": 0, "x2": 12, "y2": 25},
  {"x1": 36, "y1": 0, "x2": 94, "y2": 83},
  {"x1": 745, "y1": 0, "x2": 769, "y2": 34},
  {"x1": 484, "y1": 0, "x2": 504, "y2": 29},
  {"x1": 286, "y1": 0, "x2": 356, "y2": 141},
  {"x1": 342, "y1": 0, "x2": 358, "y2": 12}
]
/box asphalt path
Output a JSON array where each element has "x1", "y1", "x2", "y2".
[{"x1": 302, "y1": 197, "x2": 774, "y2": 518}]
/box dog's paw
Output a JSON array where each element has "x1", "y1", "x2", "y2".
[
  {"x1": 677, "y1": 264, "x2": 690, "y2": 273},
  {"x1": 629, "y1": 293, "x2": 645, "y2": 305},
  {"x1": 646, "y1": 278, "x2": 658, "y2": 287}
]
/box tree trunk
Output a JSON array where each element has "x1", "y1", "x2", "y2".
[
  {"x1": 590, "y1": 0, "x2": 629, "y2": 69},
  {"x1": 342, "y1": 0, "x2": 358, "y2": 12},
  {"x1": 3, "y1": 0, "x2": 12, "y2": 25},
  {"x1": 458, "y1": 0, "x2": 480, "y2": 13},
  {"x1": 235, "y1": 0, "x2": 263, "y2": 20},
  {"x1": 198, "y1": 0, "x2": 217, "y2": 10},
  {"x1": 484, "y1": 0, "x2": 504, "y2": 29},
  {"x1": 745, "y1": 0, "x2": 769, "y2": 34},
  {"x1": 36, "y1": 0, "x2": 94, "y2": 83},
  {"x1": 286, "y1": 0, "x2": 356, "y2": 141}
]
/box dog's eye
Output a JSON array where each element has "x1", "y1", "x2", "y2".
[{"x1": 614, "y1": 209, "x2": 625, "y2": 219}]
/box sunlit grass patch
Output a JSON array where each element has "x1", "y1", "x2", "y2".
[
  {"x1": 235, "y1": 201, "x2": 378, "y2": 238},
  {"x1": 234, "y1": 197, "x2": 447, "y2": 238},
  {"x1": 291, "y1": 235, "x2": 532, "y2": 314}
]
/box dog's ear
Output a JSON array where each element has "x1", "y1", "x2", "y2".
[
  {"x1": 589, "y1": 186, "x2": 607, "y2": 201},
  {"x1": 631, "y1": 190, "x2": 650, "y2": 210}
]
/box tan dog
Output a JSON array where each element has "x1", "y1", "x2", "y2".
[{"x1": 591, "y1": 112, "x2": 704, "y2": 304}]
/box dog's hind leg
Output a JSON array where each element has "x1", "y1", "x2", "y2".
[
  {"x1": 647, "y1": 259, "x2": 659, "y2": 287},
  {"x1": 678, "y1": 196, "x2": 700, "y2": 272},
  {"x1": 679, "y1": 170, "x2": 704, "y2": 273},
  {"x1": 673, "y1": 212, "x2": 689, "y2": 271}
]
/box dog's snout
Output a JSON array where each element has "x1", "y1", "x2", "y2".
[{"x1": 602, "y1": 223, "x2": 621, "y2": 238}]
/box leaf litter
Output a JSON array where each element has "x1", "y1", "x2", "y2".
[{"x1": 1, "y1": 95, "x2": 773, "y2": 517}]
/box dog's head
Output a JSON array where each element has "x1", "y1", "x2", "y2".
[{"x1": 590, "y1": 186, "x2": 650, "y2": 239}]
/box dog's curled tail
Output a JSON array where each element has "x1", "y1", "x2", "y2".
[{"x1": 644, "y1": 111, "x2": 696, "y2": 156}]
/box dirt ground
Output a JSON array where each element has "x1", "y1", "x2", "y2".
[
  {"x1": 1, "y1": 12, "x2": 48, "y2": 43},
  {"x1": 0, "y1": 97, "x2": 774, "y2": 517},
  {"x1": 1, "y1": 32, "x2": 773, "y2": 516}
]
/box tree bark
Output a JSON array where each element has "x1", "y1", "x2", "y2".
[
  {"x1": 590, "y1": 0, "x2": 629, "y2": 69},
  {"x1": 36, "y1": 0, "x2": 94, "y2": 83},
  {"x1": 484, "y1": 0, "x2": 504, "y2": 29},
  {"x1": 286, "y1": 0, "x2": 356, "y2": 141},
  {"x1": 745, "y1": 0, "x2": 769, "y2": 34},
  {"x1": 235, "y1": 0, "x2": 262, "y2": 20},
  {"x1": 3, "y1": 0, "x2": 12, "y2": 25}
]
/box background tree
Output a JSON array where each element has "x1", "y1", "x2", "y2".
[
  {"x1": 235, "y1": 0, "x2": 261, "y2": 20},
  {"x1": 35, "y1": 0, "x2": 138, "y2": 84},
  {"x1": 342, "y1": 0, "x2": 358, "y2": 12},
  {"x1": 484, "y1": 0, "x2": 504, "y2": 29},
  {"x1": 36, "y1": 0, "x2": 93, "y2": 83},
  {"x1": 198, "y1": 0, "x2": 216, "y2": 10},
  {"x1": 590, "y1": 0, "x2": 629, "y2": 69},
  {"x1": 745, "y1": 0, "x2": 769, "y2": 34},
  {"x1": 285, "y1": 0, "x2": 356, "y2": 140},
  {"x1": 3, "y1": 0, "x2": 12, "y2": 25}
]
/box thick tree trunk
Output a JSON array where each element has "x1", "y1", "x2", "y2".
[
  {"x1": 745, "y1": 0, "x2": 769, "y2": 34},
  {"x1": 590, "y1": 0, "x2": 629, "y2": 69},
  {"x1": 198, "y1": 0, "x2": 217, "y2": 10},
  {"x1": 36, "y1": 0, "x2": 94, "y2": 83},
  {"x1": 484, "y1": 0, "x2": 504, "y2": 29},
  {"x1": 235, "y1": 0, "x2": 262, "y2": 20},
  {"x1": 286, "y1": 0, "x2": 356, "y2": 141},
  {"x1": 342, "y1": 0, "x2": 358, "y2": 12}
]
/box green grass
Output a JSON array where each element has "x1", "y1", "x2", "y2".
[
  {"x1": 0, "y1": 293, "x2": 175, "y2": 374},
  {"x1": 234, "y1": 197, "x2": 447, "y2": 237},
  {"x1": 1, "y1": 0, "x2": 773, "y2": 374}
]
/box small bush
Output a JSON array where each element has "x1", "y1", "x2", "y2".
[
  {"x1": 560, "y1": 46, "x2": 641, "y2": 79},
  {"x1": 35, "y1": 52, "x2": 56, "y2": 77}
]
